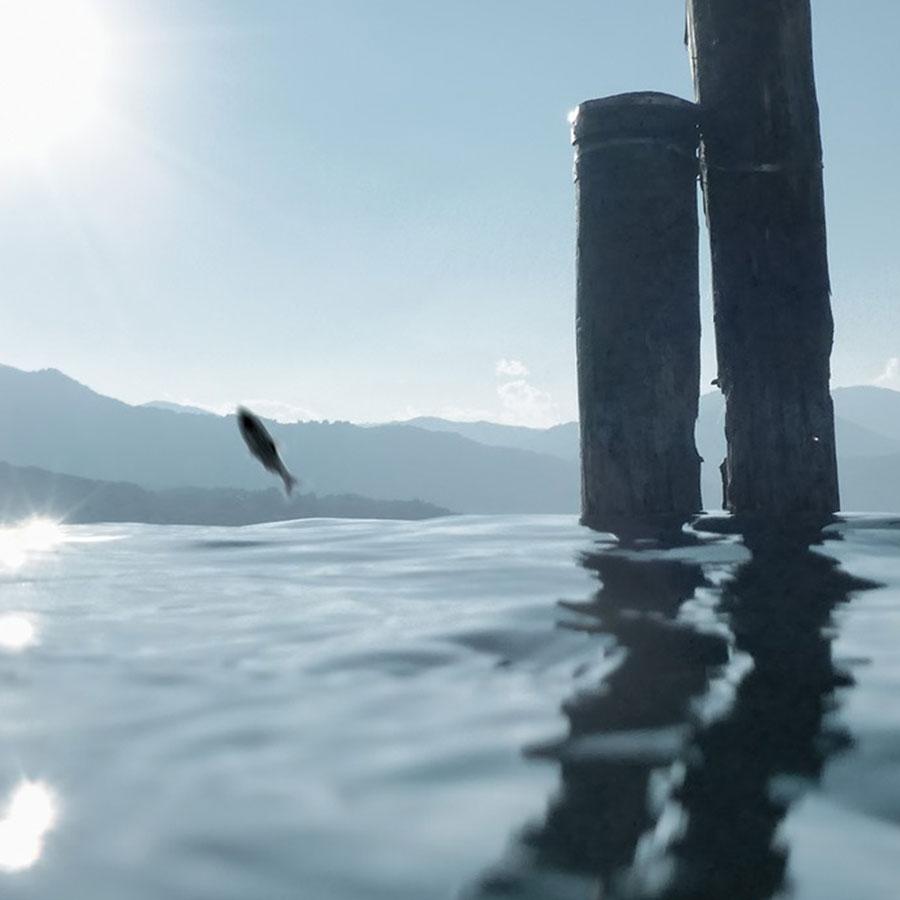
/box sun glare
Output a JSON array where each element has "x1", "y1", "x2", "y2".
[
  {"x1": 18, "y1": 517, "x2": 65, "y2": 551},
  {"x1": 0, "y1": 517, "x2": 65, "y2": 570},
  {"x1": 0, "y1": 613, "x2": 38, "y2": 652},
  {"x1": 0, "y1": 0, "x2": 110, "y2": 164},
  {"x1": 0, "y1": 781, "x2": 58, "y2": 872}
]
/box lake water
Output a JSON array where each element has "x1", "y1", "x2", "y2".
[{"x1": 1, "y1": 514, "x2": 899, "y2": 899}]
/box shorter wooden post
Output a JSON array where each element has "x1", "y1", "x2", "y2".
[{"x1": 572, "y1": 92, "x2": 702, "y2": 529}]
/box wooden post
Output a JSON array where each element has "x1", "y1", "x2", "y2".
[
  {"x1": 572, "y1": 92, "x2": 702, "y2": 529},
  {"x1": 686, "y1": 0, "x2": 840, "y2": 516}
]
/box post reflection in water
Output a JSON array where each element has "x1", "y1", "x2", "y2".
[
  {"x1": 524, "y1": 551, "x2": 727, "y2": 896},
  {"x1": 469, "y1": 521, "x2": 879, "y2": 900},
  {"x1": 652, "y1": 527, "x2": 878, "y2": 900}
]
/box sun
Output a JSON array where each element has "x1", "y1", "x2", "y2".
[{"x1": 0, "y1": 0, "x2": 110, "y2": 165}]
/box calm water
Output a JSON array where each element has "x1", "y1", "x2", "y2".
[{"x1": 1, "y1": 514, "x2": 899, "y2": 899}]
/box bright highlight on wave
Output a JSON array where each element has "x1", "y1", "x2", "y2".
[
  {"x1": 0, "y1": 614, "x2": 38, "y2": 652},
  {"x1": 0, "y1": 781, "x2": 58, "y2": 872},
  {"x1": 0, "y1": 517, "x2": 66, "y2": 570},
  {"x1": 0, "y1": 0, "x2": 110, "y2": 164}
]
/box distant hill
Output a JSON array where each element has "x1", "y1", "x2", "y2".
[
  {"x1": 0, "y1": 364, "x2": 579, "y2": 514},
  {"x1": 0, "y1": 461, "x2": 448, "y2": 526},
  {"x1": 695, "y1": 391, "x2": 900, "y2": 508},
  {"x1": 3, "y1": 363, "x2": 898, "y2": 516},
  {"x1": 401, "y1": 417, "x2": 579, "y2": 461},
  {"x1": 832, "y1": 386, "x2": 900, "y2": 444},
  {"x1": 397, "y1": 387, "x2": 900, "y2": 512},
  {"x1": 142, "y1": 401, "x2": 217, "y2": 416}
]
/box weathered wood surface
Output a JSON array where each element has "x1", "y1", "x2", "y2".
[
  {"x1": 572, "y1": 92, "x2": 702, "y2": 528},
  {"x1": 687, "y1": 0, "x2": 840, "y2": 516}
]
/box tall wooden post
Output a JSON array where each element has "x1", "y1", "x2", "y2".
[
  {"x1": 687, "y1": 0, "x2": 840, "y2": 516},
  {"x1": 572, "y1": 92, "x2": 702, "y2": 529}
]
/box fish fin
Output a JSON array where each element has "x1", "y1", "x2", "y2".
[{"x1": 283, "y1": 471, "x2": 298, "y2": 496}]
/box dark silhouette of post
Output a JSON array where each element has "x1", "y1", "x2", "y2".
[
  {"x1": 687, "y1": 0, "x2": 840, "y2": 516},
  {"x1": 572, "y1": 92, "x2": 702, "y2": 528}
]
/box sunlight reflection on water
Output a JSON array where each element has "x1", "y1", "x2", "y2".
[
  {"x1": 0, "y1": 518, "x2": 65, "y2": 570},
  {"x1": 0, "y1": 517, "x2": 125, "y2": 571},
  {"x1": 0, "y1": 613, "x2": 38, "y2": 651},
  {"x1": 0, "y1": 781, "x2": 58, "y2": 873}
]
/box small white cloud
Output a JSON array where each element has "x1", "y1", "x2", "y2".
[
  {"x1": 496, "y1": 358, "x2": 529, "y2": 378},
  {"x1": 496, "y1": 379, "x2": 560, "y2": 429},
  {"x1": 874, "y1": 357, "x2": 900, "y2": 389}
]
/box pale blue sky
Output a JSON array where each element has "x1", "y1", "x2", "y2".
[{"x1": 1, "y1": 1, "x2": 898, "y2": 425}]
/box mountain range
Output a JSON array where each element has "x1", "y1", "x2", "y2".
[
  {"x1": 2, "y1": 362, "x2": 900, "y2": 519},
  {"x1": 0, "y1": 364, "x2": 576, "y2": 516},
  {"x1": 405, "y1": 391, "x2": 900, "y2": 512}
]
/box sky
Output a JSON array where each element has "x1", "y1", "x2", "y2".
[{"x1": 0, "y1": 0, "x2": 898, "y2": 426}]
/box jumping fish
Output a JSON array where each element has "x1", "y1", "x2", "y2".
[{"x1": 236, "y1": 406, "x2": 298, "y2": 495}]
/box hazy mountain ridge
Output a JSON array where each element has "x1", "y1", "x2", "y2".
[
  {"x1": 695, "y1": 390, "x2": 900, "y2": 508},
  {"x1": 0, "y1": 364, "x2": 578, "y2": 514},
  {"x1": 3, "y1": 364, "x2": 899, "y2": 515},
  {"x1": 400, "y1": 416, "x2": 579, "y2": 461},
  {"x1": 0, "y1": 461, "x2": 448, "y2": 526},
  {"x1": 142, "y1": 401, "x2": 218, "y2": 416},
  {"x1": 393, "y1": 388, "x2": 900, "y2": 511},
  {"x1": 406, "y1": 392, "x2": 900, "y2": 465}
]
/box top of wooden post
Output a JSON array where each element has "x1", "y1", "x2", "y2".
[{"x1": 571, "y1": 91, "x2": 699, "y2": 152}]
